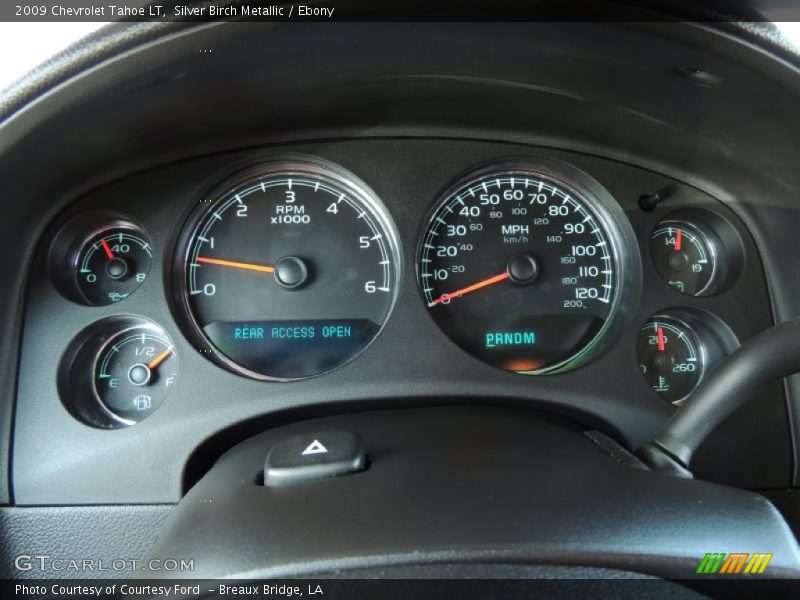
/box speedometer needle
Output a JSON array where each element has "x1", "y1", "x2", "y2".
[
  {"x1": 195, "y1": 256, "x2": 275, "y2": 274},
  {"x1": 429, "y1": 272, "x2": 510, "y2": 307}
]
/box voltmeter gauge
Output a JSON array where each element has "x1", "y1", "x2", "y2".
[
  {"x1": 650, "y1": 221, "x2": 719, "y2": 296},
  {"x1": 59, "y1": 317, "x2": 177, "y2": 428},
  {"x1": 636, "y1": 309, "x2": 738, "y2": 405},
  {"x1": 50, "y1": 213, "x2": 152, "y2": 306},
  {"x1": 650, "y1": 211, "x2": 743, "y2": 297}
]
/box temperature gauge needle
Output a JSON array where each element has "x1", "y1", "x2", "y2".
[
  {"x1": 195, "y1": 256, "x2": 275, "y2": 274},
  {"x1": 430, "y1": 272, "x2": 510, "y2": 307},
  {"x1": 674, "y1": 229, "x2": 683, "y2": 252},
  {"x1": 657, "y1": 327, "x2": 666, "y2": 352},
  {"x1": 147, "y1": 347, "x2": 173, "y2": 370}
]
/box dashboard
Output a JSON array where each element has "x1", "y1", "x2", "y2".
[
  {"x1": 3, "y1": 13, "x2": 800, "y2": 586},
  {"x1": 14, "y1": 138, "x2": 789, "y2": 503}
]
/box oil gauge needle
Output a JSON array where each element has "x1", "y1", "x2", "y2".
[
  {"x1": 100, "y1": 238, "x2": 115, "y2": 260},
  {"x1": 195, "y1": 256, "x2": 275, "y2": 274},
  {"x1": 147, "y1": 347, "x2": 173, "y2": 370},
  {"x1": 429, "y1": 272, "x2": 510, "y2": 307}
]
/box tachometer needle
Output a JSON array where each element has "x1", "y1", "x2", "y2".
[
  {"x1": 429, "y1": 272, "x2": 510, "y2": 307},
  {"x1": 195, "y1": 256, "x2": 275, "y2": 274},
  {"x1": 147, "y1": 347, "x2": 173, "y2": 370},
  {"x1": 100, "y1": 238, "x2": 115, "y2": 260}
]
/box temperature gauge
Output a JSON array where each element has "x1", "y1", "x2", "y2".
[
  {"x1": 59, "y1": 317, "x2": 177, "y2": 428},
  {"x1": 636, "y1": 310, "x2": 738, "y2": 405},
  {"x1": 77, "y1": 228, "x2": 152, "y2": 305},
  {"x1": 50, "y1": 213, "x2": 152, "y2": 306}
]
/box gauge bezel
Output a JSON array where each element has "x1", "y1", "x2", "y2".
[
  {"x1": 172, "y1": 156, "x2": 402, "y2": 382},
  {"x1": 416, "y1": 157, "x2": 641, "y2": 375}
]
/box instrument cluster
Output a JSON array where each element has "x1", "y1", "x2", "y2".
[{"x1": 43, "y1": 150, "x2": 752, "y2": 428}]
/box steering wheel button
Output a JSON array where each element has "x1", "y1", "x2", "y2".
[{"x1": 264, "y1": 430, "x2": 366, "y2": 486}]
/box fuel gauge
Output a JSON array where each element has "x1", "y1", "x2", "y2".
[
  {"x1": 94, "y1": 325, "x2": 176, "y2": 423},
  {"x1": 76, "y1": 227, "x2": 152, "y2": 305},
  {"x1": 59, "y1": 317, "x2": 177, "y2": 428}
]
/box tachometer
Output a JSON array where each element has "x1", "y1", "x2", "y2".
[
  {"x1": 175, "y1": 159, "x2": 400, "y2": 381},
  {"x1": 418, "y1": 159, "x2": 639, "y2": 374}
]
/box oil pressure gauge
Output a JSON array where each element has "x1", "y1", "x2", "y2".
[
  {"x1": 50, "y1": 212, "x2": 152, "y2": 306},
  {"x1": 59, "y1": 317, "x2": 177, "y2": 428}
]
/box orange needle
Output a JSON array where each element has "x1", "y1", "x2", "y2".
[
  {"x1": 429, "y1": 272, "x2": 510, "y2": 306},
  {"x1": 147, "y1": 348, "x2": 173, "y2": 370},
  {"x1": 195, "y1": 256, "x2": 275, "y2": 274}
]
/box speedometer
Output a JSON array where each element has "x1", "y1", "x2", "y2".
[{"x1": 418, "y1": 159, "x2": 639, "y2": 374}]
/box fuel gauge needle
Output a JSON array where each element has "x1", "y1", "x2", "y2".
[
  {"x1": 148, "y1": 348, "x2": 173, "y2": 370},
  {"x1": 429, "y1": 272, "x2": 510, "y2": 307},
  {"x1": 195, "y1": 256, "x2": 275, "y2": 274}
]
